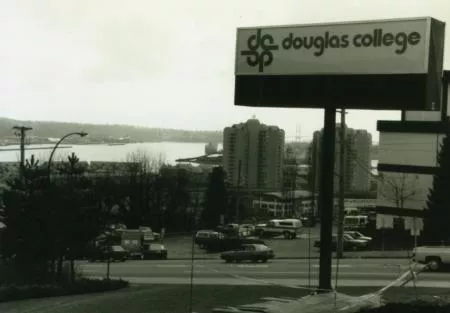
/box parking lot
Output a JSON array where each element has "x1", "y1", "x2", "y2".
[{"x1": 159, "y1": 226, "x2": 411, "y2": 259}]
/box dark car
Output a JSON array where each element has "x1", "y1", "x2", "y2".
[
  {"x1": 314, "y1": 234, "x2": 369, "y2": 251},
  {"x1": 300, "y1": 215, "x2": 317, "y2": 227},
  {"x1": 204, "y1": 237, "x2": 265, "y2": 253},
  {"x1": 221, "y1": 244, "x2": 275, "y2": 263},
  {"x1": 142, "y1": 243, "x2": 168, "y2": 260},
  {"x1": 195, "y1": 230, "x2": 224, "y2": 248},
  {"x1": 89, "y1": 245, "x2": 129, "y2": 262}
]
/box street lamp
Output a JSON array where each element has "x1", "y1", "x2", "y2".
[{"x1": 47, "y1": 131, "x2": 88, "y2": 180}]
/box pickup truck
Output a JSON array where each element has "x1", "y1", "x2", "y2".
[{"x1": 413, "y1": 245, "x2": 450, "y2": 271}]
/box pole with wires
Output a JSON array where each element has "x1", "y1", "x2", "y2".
[
  {"x1": 336, "y1": 109, "x2": 346, "y2": 260},
  {"x1": 189, "y1": 188, "x2": 200, "y2": 313}
]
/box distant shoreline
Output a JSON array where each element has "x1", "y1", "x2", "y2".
[{"x1": 0, "y1": 140, "x2": 222, "y2": 147}]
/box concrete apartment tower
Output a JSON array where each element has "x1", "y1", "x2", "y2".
[
  {"x1": 311, "y1": 125, "x2": 372, "y2": 194},
  {"x1": 223, "y1": 117, "x2": 285, "y2": 191}
]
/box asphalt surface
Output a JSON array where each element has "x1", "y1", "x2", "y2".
[{"x1": 79, "y1": 258, "x2": 450, "y2": 288}]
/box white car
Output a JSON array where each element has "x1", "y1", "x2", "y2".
[
  {"x1": 413, "y1": 245, "x2": 450, "y2": 271},
  {"x1": 344, "y1": 231, "x2": 372, "y2": 242}
]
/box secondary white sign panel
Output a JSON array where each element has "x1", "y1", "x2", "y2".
[{"x1": 235, "y1": 17, "x2": 431, "y2": 75}]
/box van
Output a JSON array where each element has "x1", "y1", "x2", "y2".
[
  {"x1": 343, "y1": 215, "x2": 369, "y2": 230},
  {"x1": 260, "y1": 219, "x2": 303, "y2": 239}
]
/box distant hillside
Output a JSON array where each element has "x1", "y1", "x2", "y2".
[{"x1": 0, "y1": 117, "x2": 222, "y2": 144}]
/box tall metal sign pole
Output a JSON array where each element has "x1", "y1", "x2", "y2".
[
  {"x1": 337, "y1": 109, "x2": 346, "y2": 259},
  {"x1": 317, "y1": 107, "x2": 336, "y2": 291}
]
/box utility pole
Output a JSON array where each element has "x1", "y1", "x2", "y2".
[
  {"x1": 318, "y1": 107, "x2": 336, "y2": 293},
  {"x1": 336, "y1": 109, "x2": 346, "y2": 259},
  {"x1": 12, "y1": 126, "x2": 33, "y2": 173},
  {"x1": 235, "y1": 160, "x2": 242, "y2": 223}
]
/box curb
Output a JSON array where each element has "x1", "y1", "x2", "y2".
[{"x1": 167, "y1": 255, "x2": 410, "y2": 260}]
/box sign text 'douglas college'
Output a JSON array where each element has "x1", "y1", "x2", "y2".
[{"x1": 236, "y1": 18, "x2": 431, "y2": 75}]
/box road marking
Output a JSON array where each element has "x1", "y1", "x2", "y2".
[
  {"x1": 156, "y1": 264, "x2": 188, "y2": 268},
  {"x1": 312, "y1": 264, "x2": 351, "y2": 268},
  {"x1": 183, "y1": 270, "x2": 397, "y2": 275}
]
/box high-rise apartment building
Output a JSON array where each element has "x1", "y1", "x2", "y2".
[
  {"x1": 223, "y1": 118, "x2": 285, "y2": 190},
  {"x1": 311, "y1": 125, "x2": 372, "y2": 194}
]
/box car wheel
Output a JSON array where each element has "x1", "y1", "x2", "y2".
[
  {"x1": 225, "y1": 258, "x2": 232, "y2": 263},
  {"x1": 121, "y1": 258, "x2": 126, "y2": 262},
  {"x1": 426, "y1": 257, "x2": 442, "y2": 271},
  {"x1": 283, "y1": 231, "x2": 290, "y2": 239},
  {"x1": 261, "y1": 258, "x2": 268, "y2": 263},
  {"x1": 252, "y1": 258, "x2": 259, "y2": 263}
]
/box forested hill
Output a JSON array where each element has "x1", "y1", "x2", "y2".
[{"x1": 0, "y1": 117, "x2": 223, "y2": 144}]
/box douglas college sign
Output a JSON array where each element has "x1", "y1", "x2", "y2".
[{"x1": 234, "y1": 17, "x2": 445, "y2": 110}]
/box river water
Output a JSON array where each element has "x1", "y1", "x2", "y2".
[
  {"x1": 0, "y1": 142, "x2": 377, "y2": 169},
  {"x1": 0, "y1": 142, "x2": 213, "y2": 165}
]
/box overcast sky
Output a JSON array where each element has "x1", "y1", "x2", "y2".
[{"x1": 1, "y1": 0, "x2": 449, "y2": 142}]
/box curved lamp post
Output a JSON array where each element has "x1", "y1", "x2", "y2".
[{"x1": 47, "y1": 131, "x2": 88, "y2": 181}]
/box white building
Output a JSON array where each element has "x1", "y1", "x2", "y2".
[{"x1": 375, "y1": 70, "x2": 450, "y2": 235}]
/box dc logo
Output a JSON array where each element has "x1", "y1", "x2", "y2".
[{"x1": 241, "y1": 29, "x2": 278, "y2": 73}]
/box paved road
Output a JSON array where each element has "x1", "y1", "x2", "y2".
[{"x1": 79, "y1": 258, "x2": 450, "y2": 288}]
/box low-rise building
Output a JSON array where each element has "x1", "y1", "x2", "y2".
[{"x1": 375, "y1": 70, "x2": 450, "y2": 238}]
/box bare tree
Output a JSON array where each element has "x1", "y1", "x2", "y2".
[
  {"x1": 379, "y1": 173, "x2": 419, "y2": 209},
  {"x1": 125, "y1": 149, "x2": 166, "y2": 175},
  {"x1": 122, "y1": 149, "x2": 167, "y2": 228}
]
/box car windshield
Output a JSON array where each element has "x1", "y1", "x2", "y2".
[
  {"x1": 253, "y1": 244, "x2": 269, "y2": 251},
  {"x1": 353, "y1": 232, "x2": 363, "y2": 238},
  {"x1": 150, "y1": 244, "x2": 164, "y2": 250},
  {"x1": 343, "y1": 234, "x2": 354, "y2": 240}
]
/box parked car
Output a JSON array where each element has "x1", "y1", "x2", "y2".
[
  {"x1": 344, "y1": 231, "x2": 372, "y2": 242},
  {"x1": 142, "y1": 243, "x2": 168, "y2": 260},
  {"x1": 89, "y1": 245, "x2": 129, "y2": 262},
  {"x1": 220, "y1": 244, "x2": 275, "y2": 263},
  {"x1": 314, "y1": 234, "x2": 369, "y2": 251},
  {"x1": 195, "y1": 230, "x2": 225, "y2": 248},
  {"x1": 204, "y1": 237, "x2": 265, "y2": 253},
  {"x1": 300, "y1": 215, "x2": 317, "y2": 227},
  {"x1": 413, "y1": 245, "x2": 450, "y2": 271}
]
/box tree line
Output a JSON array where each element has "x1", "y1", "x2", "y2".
[{"x1": 0, "y1": 149, "x2": 241, "y2": 284}]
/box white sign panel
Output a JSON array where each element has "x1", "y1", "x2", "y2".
[{"x1": 235, "y1": 17, "x2": 431, "y2": 75}]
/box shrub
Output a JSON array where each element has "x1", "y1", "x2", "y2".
[{"x1": 0, "y1": 278, "x2": 129, "y2": 303}]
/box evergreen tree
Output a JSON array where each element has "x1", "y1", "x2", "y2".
[
  {"x1": 423, "y1": 132, "x2": 450, "y2": 244},
  {"x1": 201, "y1": 167, "x2": 228, "y2": 228}
]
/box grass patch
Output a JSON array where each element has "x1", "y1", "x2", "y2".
[
  {"x1": 1, "y1": 285, "x2": 449, "y2": 313},
  {"x1": 0, "y1": 278, "x2": 129, "y2": 303}
]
